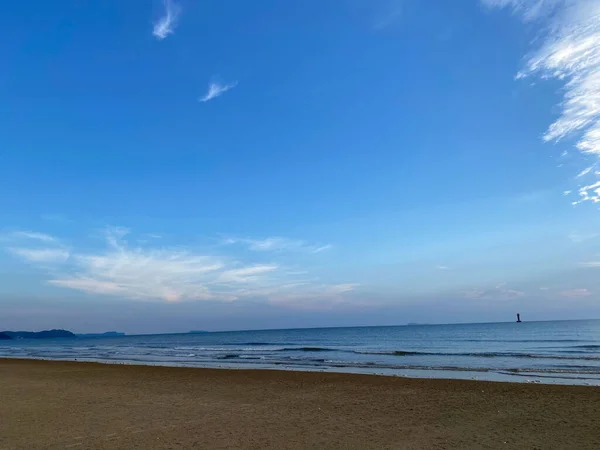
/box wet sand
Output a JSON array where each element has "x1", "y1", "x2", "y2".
[{"x1": 1, "y1": 358, "x2": 599, "y2": 449}]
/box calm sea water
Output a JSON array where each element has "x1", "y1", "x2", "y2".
[{"x1": 2, "y1": 320, "x2": 600, "y2": 385}]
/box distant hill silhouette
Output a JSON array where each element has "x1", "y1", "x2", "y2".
[
  {"x1": 2, "y1": 329, "x2": 76, "y2": 339},
  {"x1": 0, "y1": 332, "x2": 11, "y2": 340}
]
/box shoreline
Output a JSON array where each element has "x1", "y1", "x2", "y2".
[
  {"x1": 1, "y1": 355, "x2": 598, "y2": 386},
  {"x1": 2, "y1": 358, "x2": 600, "y2": 449}
]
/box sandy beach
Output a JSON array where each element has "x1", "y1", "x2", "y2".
[{"x1": 1, "y1": 359, "x2": 599, "y2": 450}]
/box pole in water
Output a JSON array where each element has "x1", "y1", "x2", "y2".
[{"x1": 516, "y1": 313, "x2": 522, "y2": 323}]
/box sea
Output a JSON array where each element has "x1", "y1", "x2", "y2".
[{"x1": 2, "y1": 319, "x2": 600, "y2": 385}]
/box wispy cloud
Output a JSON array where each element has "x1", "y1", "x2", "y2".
[
  {"x1": 464, "y1": 282, "x2": 524, "y2": 300},
  {"x1": 143, "y1": 233, "x2": 162, "y2": 239},
  {"x1": 267, "y1": 283, "x2": 361, "y2": 310},
  {"x1": 8, "y1": 231, "x2": 57, "y2": 243},
  {"x1": 573, "y1": 180, "x2": 600, "y2": 204},
  {"x1": 224, "y1": 236, "x2": 332, "y2": 254},
  {"x1": 576, "y1": 166, "x2": 593, "y2": 178},
  {"x1": 199, "y1": 81, "x2": 238, "y2": 103},
  {"x1": 435, "y1": 265, "x2": 451, "y2": 270},
  {"x1": 483, "y1": 0, "x2": 600, "y2": 202},
  {"x1": 216, "y1": 265, "x2": 278, "y2": 284},
  {"x1": 8, "y1": 248, "x2": 69, "y2": 263},
  {"x1": 153, "y1": 0, "x2": 181, "y2": 40},
  {"x1": 481, "y1": 0, "x2": 564, "y2": 21},
  {"x1": 5, "y1": 227, "x2": 349, "y2": 306},
  {"x1": 372, "y1": 0, "x2": 404, "y2": 30},
  {"x1": 579, "y1": 261, "x2": 600, "y2": 267},
  {"x1": 3, "y1": 230, "x2": 69, "y2": 263},
  {"x1": 568, "y1": 232, "x2": 599, "y2": 243},
  {"x1": 559, "y1": 288, "x2": 592, "y2": 298},
  {"x1": 312, "y1": 244, "x2": 333, "y2": 253}
]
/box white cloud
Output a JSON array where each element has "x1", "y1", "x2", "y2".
[
  {"x1": 559, "y1": 288, "x2": 592, "y2": 297},
  {"x1": 312, "y1": 244, "x2": 333, "y2": 253},
  {"x1": 568, "y1": 231, "x2": 598, "y2": 243},
  {"x1": 464, "y1": 282, "x2": 524, "y2": 300},
  {"x1": 48, "y1": 229, "x2": 227, "y2": 302},
  {"x1": 267, "y1": 283, "x2": 360, "y2": 310},
  {"x1": 8, "y1": 231, "x2": 57, "y2": 243},
  {"x1": 481, "y1": 0, "x2": 564, "y2": 21},
  {"x1": 216, "y1": 265, "x2": 278, "y2": 283},
  {"x1": 579, "y1": 261, "x2": 600, "y2": 267},
  {"x1": 325, "y1": 283, "x2": 360, "y2": 294},
  {"x1": 435, "y1": 265, "x2": 451, "y2": 270},
  {"x1": 573, "y1": 180, "x2": 600, "y2": 203},
  {"x1": 4, "y1": 230, "x2": 69, "y2": 263},
  {"x1": 576, "y1": 166, "x2": 593, "y2": 178},
  {"x1": 246, "y1": 237, "x2": 289, "y2": 252},
  {"x1": 4, "y1": 227, "x2": 350, "y2": 305},
  {"x1": 153, "y1": 0, "x2": 181, "y2": 40},
  {"x1": 9, "y1": 248, "x2": 70, "y2": 263},
  {"x1": 224, "y1": 236, "x2": 332, "y2": 254},
  {"x1": 199, "y1": 81, "x2": 238, "y2": 103},
  {"x1": 484, "y1": 0, "x2": 600, "y2": 201}
]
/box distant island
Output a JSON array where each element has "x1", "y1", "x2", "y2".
[
  {"x1": 188, "y1": 330, "x2": 209, "y2": 334},
  {"x1": 77, "y1": 332, "x2": 126, "y2": 337},
  {"x1": 1, "y1": 329, "x2": 76, "y2": 340},
  {"x1": 0, "y1": 330, "x2": 127, "y2": 340}
]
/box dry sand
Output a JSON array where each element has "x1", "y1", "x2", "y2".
[{"x1": 1, "y1": 358, "x2": 599, "y2": 449}]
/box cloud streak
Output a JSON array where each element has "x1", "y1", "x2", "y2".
[
  {"x1": 483, "y1": 0, "x2": 600, "y2": 202},
  {"x1": 579, "y1": 261, "x2": 600, "y2": 267},
  {"x1": 559, "y1": 288, "x2": 592, "y2": 298},
  {"x1": 267, "y1": 283, "x2": 361, "y2": 310},
  {"x1": 574, "y1": 180, "x2": 600, "y2": 204},
  {"x1": 4, "y1": 230, "x2": 70, "y2": 263},
  {"x1": 5, "y1": 227, "x2": 352, "y2": 306},
  {"x1": 568, "y1": 231, "x2": 599, "y2": 243},
  {"x1": 463, "y1": 282, "x2": 524, "y2": 300},
  {"x1": 199, "y1": 81, "x2": 238, "y2": 103},
  {"x1": 153, "y1": 0, "x2": 181, "y2": 40},
  {"x1": 224, "y1": 236, "x2": 332, "y2": 254},
  {"x1": 8, "y1": 248, "x2": 69, "y2": 263},
  {"x1": 372, "y1": 0, "x2": 404, "y2": 30},
  {"x1": 7, "y1": 231, "x2": 57, "y2": 243}
]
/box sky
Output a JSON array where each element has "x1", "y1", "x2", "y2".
[{"x1": 1, "y1": 0, "x2": 600, "y2": 333}]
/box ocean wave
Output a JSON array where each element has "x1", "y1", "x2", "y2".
[
  {"x1": 282, "y1": 347, "x2": 336, "y2": 352},
  {"x1": 174, "y1": 346, "x2": 286, "y2": 352},
  {"x1": 354, "y1": 350, "x2": 600, "y2": 361},
  {"x1": 459, "y1": 339, "x2": 587, "y2": 343},
  {"x1": 217, "y1": 354, "x2": 240, "y2": 359},
  {"x1": 3, "y1": 353, "x2": 600, "y2": 379},
  {"x1": 221, "y1": 357, "x2": 600, "y2": 376}
]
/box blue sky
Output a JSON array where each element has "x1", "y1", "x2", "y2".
[{"x1": 2, "y1": 0, "x2": 600, "y2": 333}]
